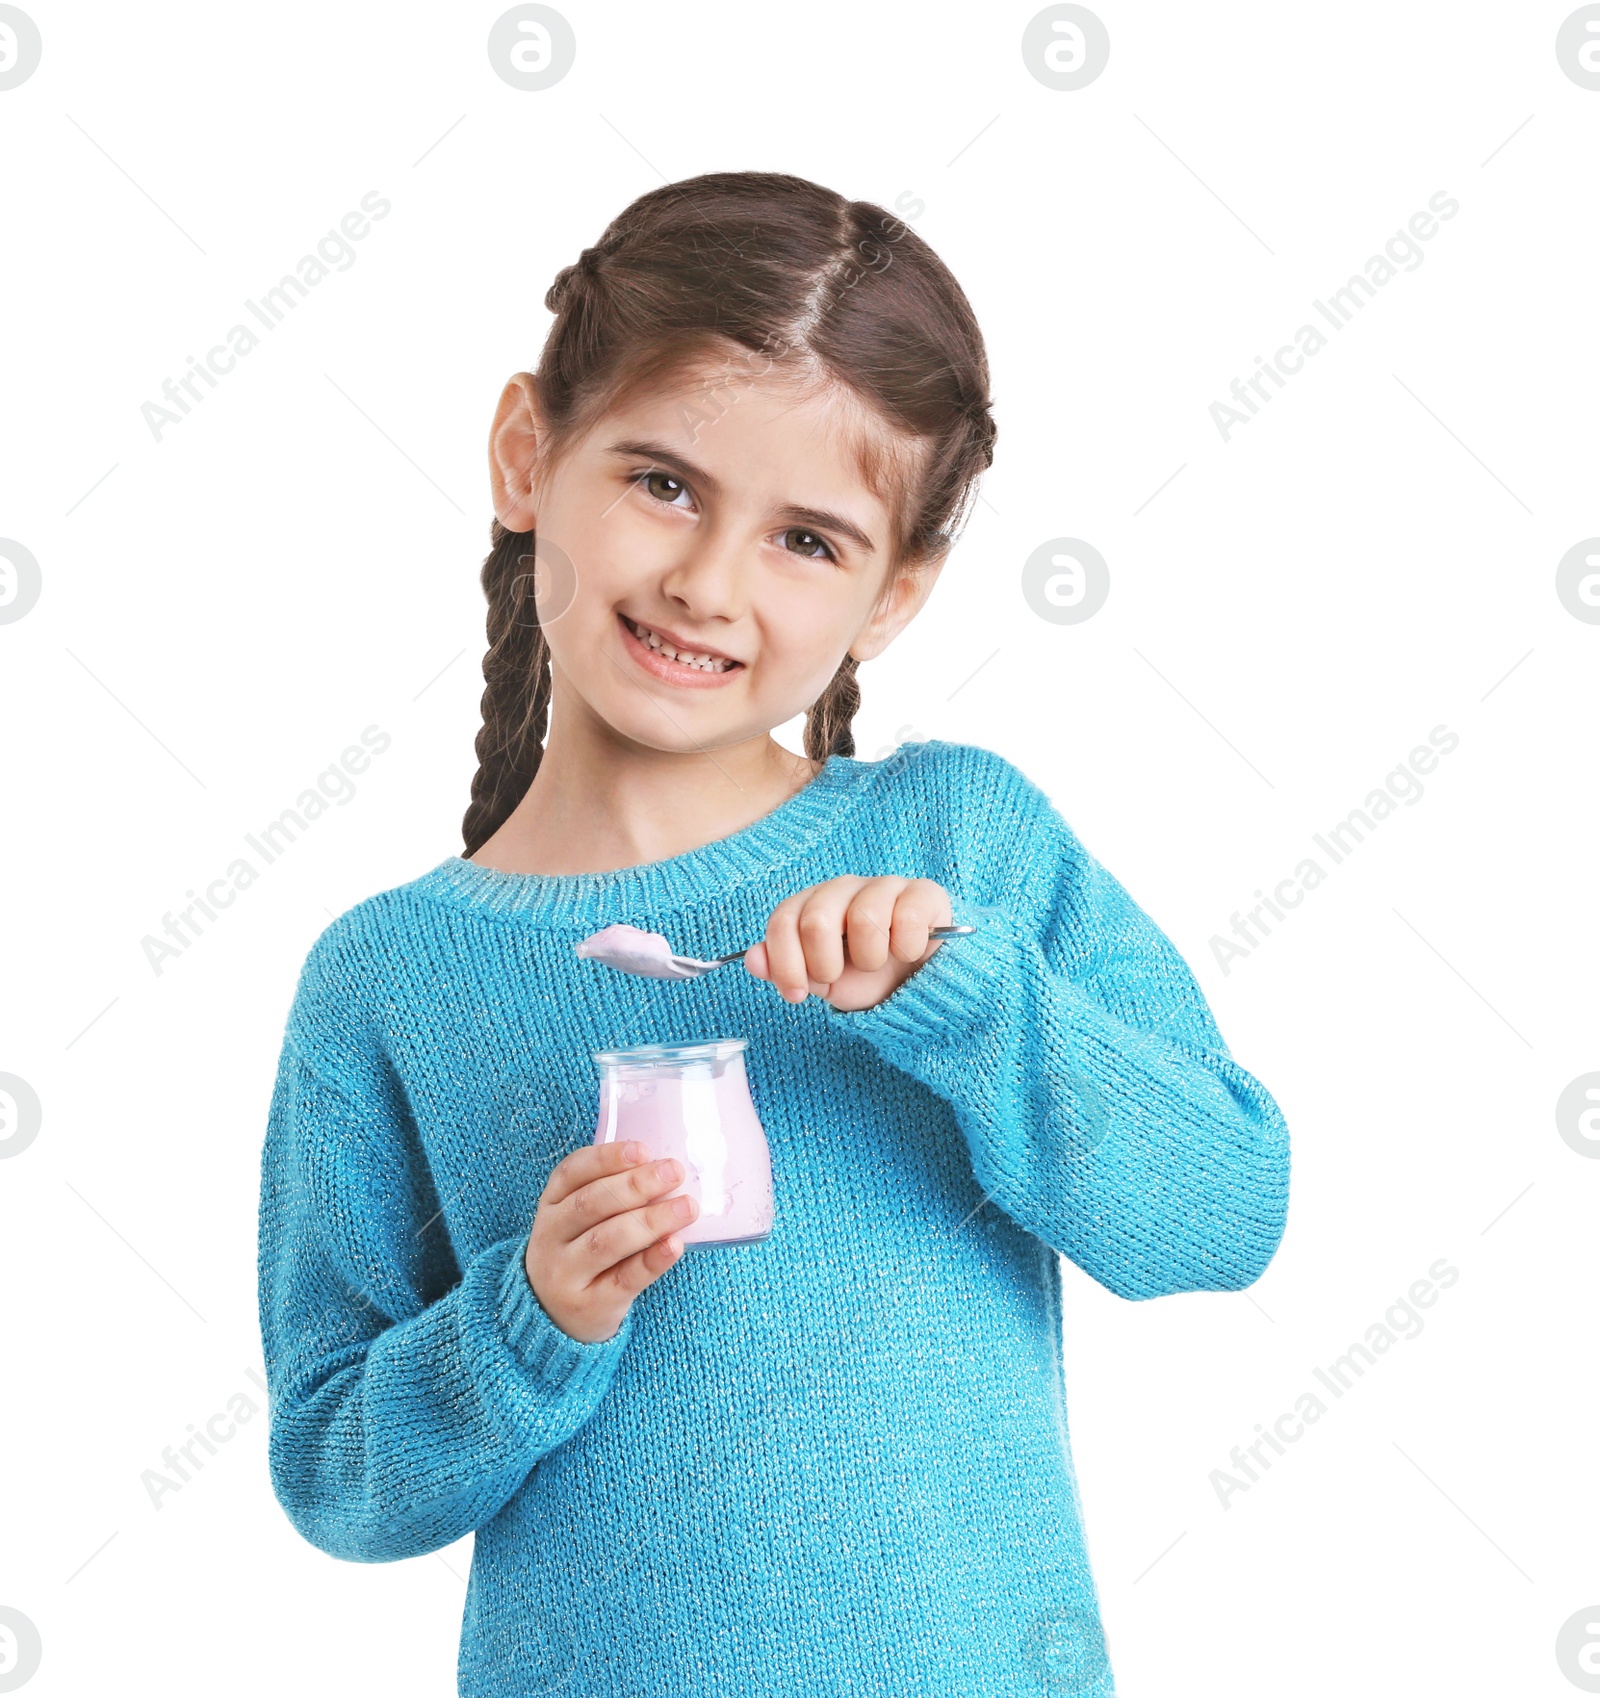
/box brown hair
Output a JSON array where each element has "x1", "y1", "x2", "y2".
[{"x1": 462, "y1": 170, "x2": 996, "y2": 857}]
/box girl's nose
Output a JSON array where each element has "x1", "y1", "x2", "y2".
[{"x1": 658, "y1": 526, "x2": 748, "y2": 619}]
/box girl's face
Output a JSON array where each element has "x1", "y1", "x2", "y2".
[{"x1": 489, "y1": 358, "x2": 940, "y2": 758}]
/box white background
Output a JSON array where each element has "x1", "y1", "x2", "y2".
[{"x1": 2, "y1": 2, "x2": 1597, "y2": 1693}]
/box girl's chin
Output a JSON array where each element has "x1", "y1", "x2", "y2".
[{"x1": 593, "y1": 710, "x2": 763, "y2": 765}]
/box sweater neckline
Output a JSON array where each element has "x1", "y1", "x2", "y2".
[{"x1": 416, "y1": 747, "x2": 897, "y2": 927}]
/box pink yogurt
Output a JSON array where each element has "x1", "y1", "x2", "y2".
[
  {"x1": 591, "y1": 1039, "x2": 774, "y2": 1248},
  {"x1": 575, "y1": 923, "x2": 697, "y2": 980}
]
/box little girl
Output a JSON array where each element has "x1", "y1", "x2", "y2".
[{"x1": 258, "y1": 170, "x2": 1291, "y2": 1697}]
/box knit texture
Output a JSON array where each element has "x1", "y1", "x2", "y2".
[{"x1": 256, "y1": 737, "x2": 1291, "y2": 1697}]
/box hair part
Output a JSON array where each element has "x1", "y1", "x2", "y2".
[{"x1": 463, "y1": 170, "x2": 995, "y2": 857}]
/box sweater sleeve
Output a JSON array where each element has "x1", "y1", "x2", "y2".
[
  {"x1": 818, "y1": 754, "x2": 1290, "y2": 1301},
  {"x1": 256, "y1": 949, "x2": 634, "y2": 1564}
]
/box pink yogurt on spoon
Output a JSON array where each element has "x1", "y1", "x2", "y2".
[
  {"x1": 591, "y1": 1040, "x2": 774, "y2": 1248},
  {"x1": 575, "y1": 923, "x2": 700, "y2": 980}
]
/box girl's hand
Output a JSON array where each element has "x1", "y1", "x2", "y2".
[
  {"x1": 743, "y1": 875, "x2": 953, "y2": 1012},
  {"x1": 524, "y1": 1142, "x2": 698, "y2": 1343}
]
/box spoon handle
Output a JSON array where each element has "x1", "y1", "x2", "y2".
[{"x1": 709, "y1": 922, "x2": 976, "y2": 968}]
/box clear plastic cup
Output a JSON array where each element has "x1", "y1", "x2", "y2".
[{"x1": 591, "y1": 1038, "x2": 775, "y2": 1248}]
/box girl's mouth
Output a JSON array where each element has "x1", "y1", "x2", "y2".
[{"x1": 618, "y1": 612, "x2": 744, "y2": 688}]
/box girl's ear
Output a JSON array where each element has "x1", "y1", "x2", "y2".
[
  {"x1": 489, "y1": 373, "x2": 545, "y2": 529},
  {"x1": 849, "y1": 552, "x2": 947, "y2": 664}
]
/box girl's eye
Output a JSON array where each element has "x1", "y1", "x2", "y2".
[
  {"x1": 778, "y1": 527, "x2": 835, "y2": 562},
  {"x1": 636, "y1": 470, "x2": 693, "y2": 508}
]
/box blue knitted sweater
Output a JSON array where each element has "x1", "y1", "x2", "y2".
[{"x1": 257, "y1": 737, "x2": 1290, "y2": 1697}]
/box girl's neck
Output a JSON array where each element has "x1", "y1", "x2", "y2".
[{"x1": 470, "y1": 708, "x2": 823, "y2": 878}]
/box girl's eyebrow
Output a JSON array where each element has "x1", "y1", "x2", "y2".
[
  {"x1": 774, "y1": 503, "x2": 875, "y2": 555},
  {"x1": 607, "y1": 438, "x2": 721, "y2": 494},
  {"x1": 605, "y1": 437, "x2": 876, "y2": 555}
]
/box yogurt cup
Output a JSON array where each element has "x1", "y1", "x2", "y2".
[{"x1": 590, "y1": 1038, "x2": 775, "y2": 1248}]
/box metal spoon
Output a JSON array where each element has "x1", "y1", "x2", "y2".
[
  {"x1": 576, "y1": 921, "x2": 977, "y2": 981},
  {"x1": 683, "y1": 923, "x2": 977, "y2": 978}
]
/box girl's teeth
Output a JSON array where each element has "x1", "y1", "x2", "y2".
[{"x1": 633, "y1": 619, "x2": 731, "y2": 671}]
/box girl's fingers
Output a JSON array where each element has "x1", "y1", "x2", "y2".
[
  {"x1": 559, "y1": 1154, "x2": 688, "y2": 1245},
  {"x1": 744, "y1": 940, "x2": 827, "y2": 992},
  {"x1": 886, "y1": 878, "x2": 953, "y2": 965},
  {"x1": 755, "y1": 876, "x2": 954, "y2": 1002},
  {"x1": 540, "y1": 1139, "x2": 652, "y2": 1210},
  {"x1": 764, "y1": 879, "x2": 860, "y2": 998},
  {"x1": 842, "y1": 878, "x2": 910, "y2": 973},
  {"x1": 601, "y1": 1231, "x2": 686, "y2": 1299},
  {"x1": 761, "y1": 895, "x2": 815, "y2": 998},
  {"x1": 528, "y1": 1153, "x2": 696, "y2": 1340},
  {"x1": 796, "y1": 894, "x2": 856, "y2": 985},
  {"x1": 570, "y1": 1192, "x2": 700, "y2": 1279}
]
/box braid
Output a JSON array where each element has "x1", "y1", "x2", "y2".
[
  {"x1": 543, "y1": 244, "x2": 604, "y2": 316},
  {"x1": 804, "y1": 653, "x2": 861, "y2": 761},
  {"x1": 461, "y1": 518, "x2": 553, "y2": 856}
]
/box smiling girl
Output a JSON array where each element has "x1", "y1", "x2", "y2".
[{"x1": 257, "y1": 170, "x2": 1290, "y2": 1697}]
